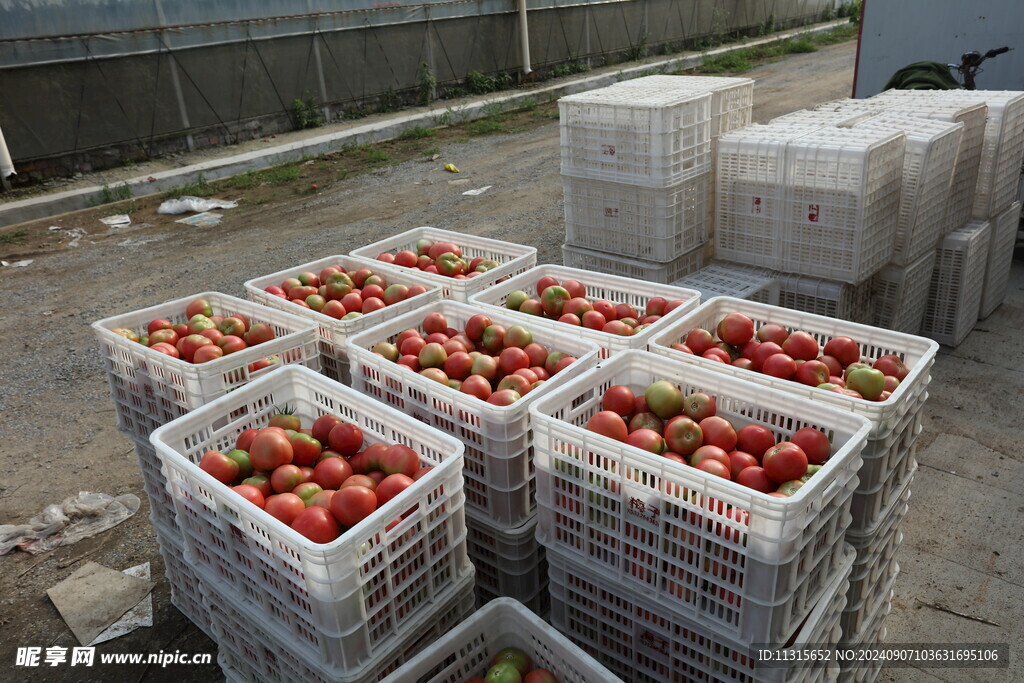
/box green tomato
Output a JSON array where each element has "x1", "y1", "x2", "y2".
[{"x1": 485, "y1": 662, "x2": 522, "y2": 683}]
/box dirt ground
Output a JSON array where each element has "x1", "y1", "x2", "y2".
[{"x1": 1, "y1": 37, "x2": 1020, "y2": 682}]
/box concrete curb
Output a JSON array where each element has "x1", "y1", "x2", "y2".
[{"x1": 0, "y1": 19, "x2": 848, "y2": 228}]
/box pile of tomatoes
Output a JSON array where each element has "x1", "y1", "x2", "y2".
[
  {"x1": 370, "y1": 312, "x2": 578, "y2": 405},
  {"x1": 262, "y1": 263, "x2": 429, "y2": 320},
  {"x1": 466, "y1": 646, "x2": 558, "y2": 683},
  {"x1": 375, "y1": 239, "x2": 501, "y2": 279},
  {"x1": 501, "y1": 276, "x2": 690, "y2": 337},
  {"x1": 111, "y1": 298, "x2": 278, "y2": 366},
  {"x1": 586, "y1": 381, "x2": 832, "y2": 495},
  {"x1": 199, "y1": 411, "x2": 432, "y2": 543},
  {"x1": 675, "y1": 312, "x2": 909, "y2": 401}
]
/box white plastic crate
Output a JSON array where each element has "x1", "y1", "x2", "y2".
[
  {"x1": 673, "y1": 261, "x2": 781, "y2": 306},
  {"x1": 852, "y1": 114, "x2": 962, "y2": 265},
  {"x1": 850, "y1": 454, "x2": 917, "y2": 535},
  {"x1": 714, "y1": 124, "x2": 820, "y2": 268},
  {"x1": 559, "y1": 86, "x2": 712, "y2": 188},
  {"x1": 780, "y1": 127, "x2": 906, "y2": 284},
  {"x1": 530, "y1": 350, "x2": 870, "y2": 643},
  {"x1": 346, "y1": 300, "x2": 601, "y2": 528},
  {"x1": 871, "y1": 251, "x2": 937, "y2": 333},
  {"x1": 612, "y1": 74, "x2": 754, "y2": 137},
  {"x1": 650, "y1": 297, "x2": 939, "y2": 440},
  {"x1": 845, "y1": 484, "x2": 909, "y2": 611},
  {"x1": 466, "y1": 512, "x2": 548, "y2": 615},
  {"x1": 349, "y1": 227, "x2": 537, "y2": 302},
  {"x1": 561, "y1": 242, "x2": 704, "y2": 283},
  {"x1": 855, "y1": 389, "x2": 925, "y2": 496},
  {"x1": 920, "y1": 220, "x2": 992, "y2": 347},
  {"x1": 135, "y1": 439, "x2": 181, "y2": 544},
  {"x1": 870, "y1": 90, "x2": 1024, "y2": 219},
  {"x1": 150, "y1": 512, "x2": 214, "y2": 639},
  {"x1": 562, "y1": 172, "x2": 710, "y2": 261},
  {"x1": 839, "y1": 559, "x2": 899, "y2": 644},
  {"x1": 468, "y1": 264, "x2": 702, "y2": 359},
  {"x1": 776, "y1": 273, "x2": 875, "y2": 324},
  {"x1": 93, "y1": 291, "x2": 321, "y2": 442},
  {"x1": 384, "y1": 597, "x2": 621, "y2": 683},
  {"x1": 547, "y1": 544, "x2": 854, "y2": 683},
  {"x1": 771, "y1": 108, "x2": 876, "y2": 127},
  {"x1": 980, "y1": 201, "x2": 1022, "y2": 318},
  {"x1": 149, "y1": 365, "x2": 472, "y2": 671},
  {"x1": 245, "y1": 255, "x2": 443, "y2": 383},
  {"x1": 211, "y1": 571, "x2": 475, "y2": 683}
]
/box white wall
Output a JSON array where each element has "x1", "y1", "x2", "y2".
[{"x1": 854, "y1": 0, "x2": 1024, "y2": 97}]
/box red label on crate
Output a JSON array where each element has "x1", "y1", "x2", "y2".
[
  {"x1": 807, "y1": 204, "x2": 820, "y2": 222},
  {"x1": 639, "y1": 630, "x2": 670, "y2": 656},
  {"x1": 628, "y1": 496, "x2": 659, "y2": 524},
  {"x1": 751, "y1": 196, "x2": 762, "y2": 214},
  {"x1": 604, "y1": 207, "x2": 619, "y2": 218},
  {"x1": 601, "y1": 144, "x2": 616, "y2": 156}
]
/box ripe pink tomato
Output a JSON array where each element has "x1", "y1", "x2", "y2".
[
  {"x1": 762, "y1": 353, "x2": 797, "y2": 379},
  {"x1": 602, "y1": 385, "x2": 636, "y2": 417},
  {"x1": 736, "y1": 466, "x2": 774, "y2": 493},
  {"x1": 270, "y1": 464, "x2": 304, "y2": 493},
  {"x1": 330, "y1": 485, "x2": 379, "y2": 528},
  {"x1": 375, "y1": 473, "x2": 414, "y2": 506},
  {"x1": 586, "y1": 411, "x2": 629, "y2": 442},
  {"x1": 736, "y1": 425, "x2": 775, "y2": 460},
  {"x1": 200, "y1": 450, "x2": 239, "y2": 484},
  {"x1": 790, "y1": 428, "x2": 831, "y2": 465},
  {"x1": 782, "y1": 331, "x2": 819, "y2": 361},
  {"x1": 250, "y1": 431, "x2": 294, "y2": 470},
  {"x1": 763, "y1": 442, "x2": 808, "y2": 483},
  {"x1": 728, "y1": 451, "x2": 759, "y2": 479},
  {"x1": 231, "y1": 484, "x2": 265, "y2": 508},
  {"x1": 695, "y1": 459, "x2": 731, "y2": 479},
  {"x1": 717, "y1": 312, "x2": 755, "y2": 346},
  {"x1": 313, "y1": 457, "x2": 354, "y2": 490},
  {"x1": 291, "y1": 506, "x2": 340, "y2": 543},
  {"x1": 823, "y1": 336, "x2": 861, "y2": 367},
  {"x1": 698, "y1": 416, "x2": 737, "y2": 452},
  {"x1": 264, "y1": 493, "x2": 305, "y2": 525},
  {"x1": 328, "y1": 423, "x2": 363, "y2": 456}
]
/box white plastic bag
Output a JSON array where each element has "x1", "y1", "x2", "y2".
[
  {"x1": 157, "y1": 196, "x2": 238, "y2": 215},
  {"x1": 0, "y1": 492, "x2": 141, "y2": 555}
]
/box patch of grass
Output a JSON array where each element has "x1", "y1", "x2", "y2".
[
  {"x1": 518, "y1": 96, "x2": 538, "y2": 111},
  {"x1": 228, "y1": 163, "x2": 301, "y2": 189},
  {"x1": 696, "y1": 31, "x2": 835, "y2": 74},
  {"x1": 93, "y1": 183, "x2": 133, "y2": 205},
  {"x1": 786, "y1": 38, "x2": 818, "y2": 54},
  {"x1": 811, "y1": 24, "x2": 859, "y2": 45},
  {"x1": 0, "y1": 229, "x2": 27, "y2": 244},
  {"x1": 398, "y1": 125, "x2": 436, "y2": 141},
  {"x1": 421, "y1": 146, "x2": 440, "y2": 157},
  {"x1": 292, "y1": 96, "x2": 325, "y2": 130},
  {"x1": 108, "y1": 201, "x2": 139, "y2": 215},
  {"x1": 700, "y1": 52, "x2": 753, "y2": 74},
  {"x1": 468, "y1": 118, "x2": 506, "y2": 135},
  {"x1": 164, "y1": 174, "x2": 214, "y2": 199},
  {"x1": 366, "y1": 148, "x2": 391, "y2": 163}
]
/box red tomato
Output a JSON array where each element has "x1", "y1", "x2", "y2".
[
  {"x1": 790, "y1": 428, "x2": 831, "y2": 465},
  {"x1": 289, "y1": 433, "x2": 322, "y2": 466},
  {"x1": 736, "y1": 466, "x2": 774, "y2": 493},
  {"x1": 702, "y1": 347, "x2": 732, "y2": 364},
  {"x1": 241, "y1": 475, "x2": 271, "y2": 498},
  {"x1": 717, "y1": 312, "x2": 755, "y2": 346},
  {"x1": 685, "y1": 328, "x2": 716, "y2": 355},
  {"x1": 873, "y1": 353, "x2": 909, "y2": 381},
  {"x1": 782, "y1": 331, "x2": 819, "y2": 361},
  {"x1": 756, "y1": 323, "x2": 789, "y2": 345},
  {"x1": 270, "y1": 465, "x2": 303, "y2": 493},
  {"x1": 330, "y1": 486, "x2": 379, "y2": 528},
  {"x1": 264, "y1": 493, "x2": 306, "y2": 525},
  {"x1": 823, "y1": 336, "x2": 861, "y2": 367},
  {"x1": 736, "y1": 425, "x2": 776, "y2": 460},
  {"x1": 689, "y1": 445, "x2": 730, "y2": 469},
  {"x1": 381, "y1": 444, "x2": 420, "y2": 477},
  {"x1": 625, "y1": 429, "x2": 665, "y2": 454},
  {"x1": 310, "y1": 415, "x2": 342, "y2": 444},
  {"x1": 602, "y1": 385, "x2": 636, "y2": 417},
  {"x1": 762, "y1": 353, "x2": 797, "y2": 379},
  {"x1": 250, "y1": 431, "x2": 294, "y2": 470},
  {"x1": 328, "y1": 423, "x2": 363, "y2": 456},
  {"x1": 375, "y1": 473, "x2": 414, "y2": 506},
  {"x1": 200, "y1": 450, "x2": 239, "y2": 484},
  {"x1": 795, "y1": 359, "x2": 830, "y2": 387},
  {"x1": 763, "y1": 442, "x2": 808, "y2": 483},
  {"x1": 340, "y1": 474, "x2": 378, "y2": 491},
  {"x1": 231, "y1": 484, "x2": 265, "y2": 508},
  {"x1": 817, "y1": 355, "x2": 843, "y2": 377},
  {"x1": 524, "y1": 670, "x2": 559, "y2": 683},
  {"x1": 750, "y1": 342, "x2": 783, "y2": 371},
  {"x1": 291, "y1": 506, "x2": 340, "y2": 543},
  {"x1": 695, "y1": 459, "x2": 731, "y2": 479},
  {"x1": 664, "y1": 416, "x2": 702, "y2": 455},
  {"x1": 313, "y1": 457, "x2": 354, "y2": 490},
  {"x1": 586, "y1": 411, "x2": 629, "y2": 441},
  {"x1": 460, "y1": 374, "x2": 493, "y2": 401},
  {"x1": 728, "y1": 451, "x2": 759, "y2": 479},
  {"x1": 698, "y1": 416, "x2": 737, "y2": 451},
  {"x1": 150, "y1": 342, "x2": 180, "y2": 358},
  {"x1": 193, "y1": 344, "x2": 224, "y2": 364}
]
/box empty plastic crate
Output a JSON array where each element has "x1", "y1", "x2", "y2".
[
  {"x1": 870, "y1": 89, "x2": 1024, "y2": 219},
  {"x1": 612, "y1": 74, "x2": 754, "y2": 137},
  {"x1": 383, "y1": 597, "x2": 621, "y2": 683},
  {"x1": 562, "y1": 172, "x2": 709, "y2": 261},
  {"x1": 650, "y1": 297, "x2": 938, "y2": 440},
  {"x1": 466, "y1": 513, "x2": 548, "y2": 615},
  {"x1": 776, "y1": 273, "x2": 874, "y2": 323},
  {"x1": 714, "y1": 124, "x2": 820, "y2": 268},
  {"x1": 547, "y1": 544, "x2": 854, "y2": 683},
  {"x1": 93, "y1": 292, "x2": 321, "y2": 442},
  {"x1": 771, "y1": 108, "x2": 876, "y2": 127},
  {"x1": 468, "y1": 264, "x2": 701, "y2": 358},
  {"x1": 852, "y1": 114, "x2": 962, "y2": 265},
  {"x1": 530, "y1": 350, "x2": 870, "y2": 642},
  {"x1": 211, "y1": 570, "x2": 475, "y2": 683},
  {"x1": 780, "y1": 127, "x2": 906, "y2": 284},
  {"x1": 349, "y1": 227, "x2": 537, "y2": 302},
  {"x1": 673, "y1": 261, "x2": 781, "y2": 305},
  {"x1": 245, "y1": 255, "x2": 443, "y2": 383},
  {"x1": 920, "y1": 220, "x2": 992, "y2": 346},
  {"x1": 561, "y1": 242, "x2": 704, "y2": 283},
  {"x1": 346, "y1": 300, "x2": 601, "y2": 527},
  {"x1": 980, "y1": 201, "x2": 1022, "y2": 318},
  {"x1": 149, "y1": 366, "x2": 472, "y2": 671},
  {"x1": 871, "y1": 251, "x2": 937, "y2": 333},
  {"x1": 559, "y1": 86, "x2": 712, "y2": 188}
]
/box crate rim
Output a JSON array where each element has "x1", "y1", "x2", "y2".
[
  {"x1": 149, "y1": 364, "x2": 466, "y2": 552},
  {"x1": 528, "y1": 349, "x2": 872, "y2": 507},
  {"x1": 92, "y1": 289, "x2": 319, "y2": 370}
]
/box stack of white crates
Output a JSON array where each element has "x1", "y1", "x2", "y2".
[
  {"x1": 715, "y1": 120, "x2": 906, "y2": 322},
  {"x1": 869, "y1": 90, "x2": 1024, "y2": 338},
  {"x1": 559, "y1": 76, "x2": 753, "y2": 282}
]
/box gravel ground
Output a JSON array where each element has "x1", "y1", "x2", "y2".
[{"x1": 2, "y1": 38, "x2": 1020, "y2": 683}]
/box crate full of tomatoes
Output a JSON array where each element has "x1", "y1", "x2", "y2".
[
  {"x1": 149, "y1": 366, "x2": 472, "y2": 671},
  {"x1": 529, "y1": 350, "x2": 870, "y2": 643}
]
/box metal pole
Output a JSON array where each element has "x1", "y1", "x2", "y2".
[{"x1": 517, "y1": 0, "x2": 532, "y2": 74}]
